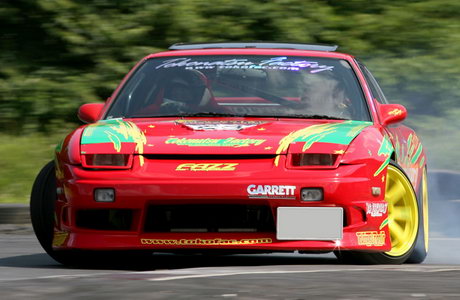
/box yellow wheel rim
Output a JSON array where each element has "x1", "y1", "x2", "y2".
[
  {"x1": 422, "y1": 168, "x2": 429, "y2": 251},
  {"x1": 385, "y1": 165, "x2": 419, "y2": 257}
]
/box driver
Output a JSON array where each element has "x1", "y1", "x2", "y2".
[
  {"x1": 295, "y1": 72, "x2": 352, "y2": 119},
  {"x1": 160, "y1": 69, "x2": 211, "y2": 113},
  {"x1": 160, "y1": 78, "x2": 193, "y2": 113}
]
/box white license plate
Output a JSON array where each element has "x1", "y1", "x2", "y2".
[{"x1": 276, "y1": 207, "x2": 343, "y2": 240}]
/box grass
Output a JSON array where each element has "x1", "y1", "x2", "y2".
[{"x1": 0, "y1": 134, "x2": 64, "y2": 203}]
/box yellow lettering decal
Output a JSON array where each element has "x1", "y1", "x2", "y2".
[
  {"x1": 356, "y1": 231, "x2": 386, "y2": 247},
  {"x1": 176, "y1": 163, "x2": 239, "y2": 171},
  {"x1": 52, "y1": 231, "x2": 69, "y2": 247},
  {"x1": 388, "y1": 109, "x2": 403, "y2": 116},
  {"x1": 140, "y1": 238, "x2": 272, "y2": 245}
]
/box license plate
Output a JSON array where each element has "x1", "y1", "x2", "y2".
[{"x1": 277, "y1": 207, "x2": 343, "y2": 240}]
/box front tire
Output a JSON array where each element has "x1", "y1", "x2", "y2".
[
  {"x1": 30, "y1": 161, "x2": 56, "y2": 255},
  {"x1": 406, "y1": 167, "x2": 429, "y2": 263},
  {"x1": 336, "y1": 161, "x2": 420, "y2": 264},
  {"x1": 30, "y1": 161, "x2": 84, "y2": 266}
]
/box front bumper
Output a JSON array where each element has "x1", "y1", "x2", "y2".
[{"x1": 53, "y1": 157, "x2": 390, "y2": 252}]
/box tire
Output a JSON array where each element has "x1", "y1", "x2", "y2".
[
  {"x1": 335, "y1": 161, "x2": 420, "y2": 264},
  {"x1": 30, "y1": 161, "x2": 84, "y2": 266},
  {"x1": 30, "y1": 161, "x2": 56, "y2": 255},
  {"x1": 406, "y1": 167, "x2": 429, "y2": 263},
  {"x1": 30, "y1": 161, "x2": 155, "y2": 267}
]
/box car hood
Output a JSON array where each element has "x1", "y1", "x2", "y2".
[{"x1": 80, "y1": 118, "x2": 372, "y2": 157}]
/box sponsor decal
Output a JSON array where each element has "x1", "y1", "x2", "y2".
[
  {"x1": 176, "y1": 163, "x2": 238, "y2": 171},
  {"x1": 52, "y1": 231, "x2": 69, "y2": 247},
  {"x1": 176, "y1": 120, "x2": 265, "y2": 131},
  {"x1": 140, "y1": 238, "x2": 272, "y2": 246},
  {"x1": 274, "y1": 120, "x2": 372, "y2": 166},
  {"x1": 394, "y1": 134, "x2": 424, "y2": 184},
  {"x1": 356, "y1": 231, "x2": 386, "y2": 247},
  {"x1": 166, "y1": 137, "x2": 265, "y2": 147},
  {"x1": 247, "y1": 184, "x2": 296, "y2": 199},
  {"x1": 366, "y1": 202, "x2": 388, "y2": 217},
  {"x1": 388, "y1": 109, "x2": 403, "y2": 116},
  {"x1": 156, "y1": 57, "x2": 334, "y2": 73}
]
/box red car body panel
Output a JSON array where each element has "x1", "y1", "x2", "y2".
[{"x1": 51, "y1": 47, "x2": 427, "y2": 253}]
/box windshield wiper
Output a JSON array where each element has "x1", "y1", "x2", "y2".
[
  {"x1": 281, "y1": 114, "x2": 349, "y2": 120},
  {"x1": 128, "y1": 113, "x2": 348, "y2": 120},
  {"x1": 128, "y1": 112, "x2": 244, "y2": 118}
]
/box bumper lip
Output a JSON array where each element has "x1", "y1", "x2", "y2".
[{"x1": 54, "y1": 231, "x2": 390, "y2": 252}]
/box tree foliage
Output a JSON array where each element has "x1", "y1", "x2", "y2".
[
  {"x1": 0, "y1": 0, "x2": 459, "y2": 202},
  {"x1": 0, "y1": 0, "x2": 459, "y2": 136}
]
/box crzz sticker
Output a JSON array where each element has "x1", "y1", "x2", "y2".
[
  {"x1": 176, "y1": 163, "x2": 238, "y2": 171},
  {"x1": 247, "y1": 184, "x2": 296, "y2": 199}
]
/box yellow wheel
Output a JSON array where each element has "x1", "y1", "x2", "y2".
[
  {"x1": 385, "y1": 164, "x2": 419, "y2": 257},
  {"x1": 335, "y1": 161, "x2": 423, "y2": 264}
]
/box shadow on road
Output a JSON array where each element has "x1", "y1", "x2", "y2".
[
  {"x1": 0, "y1": 251, "x2": 339, "y2": 271},
  {"x1": 0, "y1": 253, "x2": 62, "y2": 269}
]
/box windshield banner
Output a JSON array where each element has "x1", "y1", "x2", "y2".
[{"x1": 156, "y1": 57, "x2": 334, "y2": 73}]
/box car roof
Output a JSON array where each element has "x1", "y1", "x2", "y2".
[{"x1": 145, "y1": 42, "x2": 354, "y2": 60}]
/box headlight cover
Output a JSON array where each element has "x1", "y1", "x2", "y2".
[
  {"x1": 82, "y1": 154, "x2": 133, "y2": 169},
  {"x1": 288, "y1": 153, "x2": 339, "y2": 169}
]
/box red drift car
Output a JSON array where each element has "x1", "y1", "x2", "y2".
[{"x1": 31, "y1": 42, "x2": 428, "y2": 265}]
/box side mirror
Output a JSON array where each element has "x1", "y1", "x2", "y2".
[
  {"x1": 378, "y1": 103, "x2": 407, "y2": 126},
  {"x1": 78, "y1": 103, "x2": 104, "y2": 123}
]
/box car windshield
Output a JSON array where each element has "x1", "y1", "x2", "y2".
[{"x1": 106, "y1": 55, "x2": 370, "y2": 121}]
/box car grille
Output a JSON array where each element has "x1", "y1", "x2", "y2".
[
  {"x1": 143, "y1": 204, "x2": 275, "y2": 233},
  {"x1": 76, "y1": 209, "x2": 133, "y2": 231}
]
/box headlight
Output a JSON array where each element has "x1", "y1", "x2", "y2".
[
  {"x1": 83, "y1": 154, "x2": 132, "y2": 169},
  {"x1": 290, "y1": 153, "x2": 338, "y2": 167}
]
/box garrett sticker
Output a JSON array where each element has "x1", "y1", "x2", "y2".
[
  {"x1": 366, "y1": 203, "x2": 388, "y2": 217},
  {"x1": 247, "y1": 184, "x2": 296, "y2": 199},
  {"x1": 176, "y1": 163, "x2": 238, "y2": 171},
  {"x1": 356, "y1": 231, "x2": 386, "y2": 247}
]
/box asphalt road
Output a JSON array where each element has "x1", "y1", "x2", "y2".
[{"x1": 1, "y1": 226, "x2": 460, "y2": 299}]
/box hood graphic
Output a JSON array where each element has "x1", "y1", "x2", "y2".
[
  {"x1": 81, "y1": 119, "x2": 147, "y2": 165},
  {"x1": 274, "y1": 121, "x2": 372, "y2": 166},
  {"x1": 81, "y1": 118, "x2": 372, "y2": 160}
]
